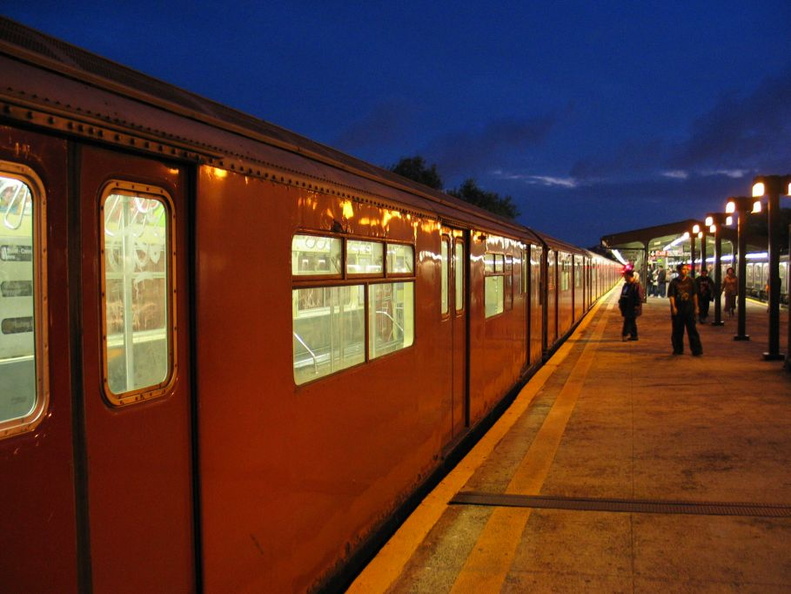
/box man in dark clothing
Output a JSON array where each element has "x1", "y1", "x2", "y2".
[
  {"x1": 695, "y1": 268, "x2": 715, "y2": 323},
  {"x1": 618, "y1": 269, "x2": 643, "y2": 341},
  {"x1": 668, "y1": 263, "x2": 702, "y2": 356},
  {"x1": 657, "y1": 267, "x2": 667, "y2": 298}
]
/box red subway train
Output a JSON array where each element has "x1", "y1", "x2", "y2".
[{"x1": 0, "y1": 18, "x2": 620, "y2": 593}]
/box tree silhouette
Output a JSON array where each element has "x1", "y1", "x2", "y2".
[
  {"x1": 388, "y1": 156, "x2": 520, "y2": 220},
  {"x1": 389, "y1": 156, "x2": 443, "y2": 190},
  {"x1": 449, "y1": 178, "x2": 520, "y2": 220}
]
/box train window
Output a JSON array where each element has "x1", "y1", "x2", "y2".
[
  {"x1": 347, "y1": 240, "x2": 383, "y2": 276},
  {"x1": 0, "y1": 167, "x2": 48, "y2": 439},
  {"x1": 369, "y1": 282, "x2": 414, "y2": 359},
  {"x1": 101, "y1": 186, "x2": 173, "y2": 404},
  {"x1": 293, "y1": 285, "x2": 366, "y2": 384},
  {"x1": 441, "y1": 238, "x2": 450, "y2": 315},
  {"x1": 292, "y1": 235, "x2": 342, "y2": 277},
  {"x1": 292, "y1": 233, "x2": 416, "y2": 384},
  {"x1": 454, "y1": 240, "x2": 465, "y2": 311},
  {"x1": 484, "y1": 253, "x2": 504, "y2": 273},
  {"x1": 387, "y1": 243, "x2": 414, "y2": 274},
  {"x1": 484, "y1": 252, "x2": 505, "y2": 317},
  {"x1": 485, "y1": 276, "x2": 504, "y2": 317}
]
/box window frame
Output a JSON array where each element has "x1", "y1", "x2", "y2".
[
  {"x1": 0, "y1": 162, "x2": 49, "y2": 440},
  {"x1": 99, "y1": 181, "x2": 177, "y2": 406},
  {"x1": 484, "y1": 252, "x2": 507, "y2": 318},
  {"x1": 292, "y1": 232, "x2": 416, "y2": 385}
]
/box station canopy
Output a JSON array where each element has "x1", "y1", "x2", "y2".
[{"x1": 600, "y1": 219, "x2": 754, "y2": 275}]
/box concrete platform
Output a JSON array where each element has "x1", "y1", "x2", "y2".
[{"x1": 348, "y1": 288, "x2": 791, "y2": 593}]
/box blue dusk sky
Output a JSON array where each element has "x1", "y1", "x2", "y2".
[{"x1": 3, "y1": 1, "x2": 790, "y2": 247}]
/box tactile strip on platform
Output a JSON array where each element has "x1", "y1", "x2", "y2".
[{"x1": 450, "y1": 491, "x2": 791, "y2": 518}]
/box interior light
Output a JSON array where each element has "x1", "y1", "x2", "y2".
[{"x1": 752, "y1": 182, "x2": 765, "y2": 197}]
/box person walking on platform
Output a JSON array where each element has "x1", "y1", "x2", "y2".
[
  {"x1": 668, "y1": 263, "x2": 702, "y2": 356},
  {"x1": 618, "y1": 269, "x2": 644, "y2": 341},
  {"x1": 657, "y1": 266, "x2": 667, "y2": 298},
  {"x1": 722, "y1": 267, "x2": 738, "y2": 317},
  {"x1": 695, "y1": 268, "x2": 715, "y2": 323}
]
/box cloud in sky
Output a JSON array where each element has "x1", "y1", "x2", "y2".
[
  {"x1": 421, "y1": 112, "x2": 562, "y2": 178},
  {"x1": 667, "y1": 65, "x2": 791, "y2": 174},
  {"x1": 334, "y1": 100, "x2": 416, "y2": 152}
]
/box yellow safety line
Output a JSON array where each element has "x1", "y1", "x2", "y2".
[
  {"x1": 347, "y1": 289, "x2": 617, "y2": 593},
  {"x1": 449, "y1": 297, "x2": 612, "y2": 593}
]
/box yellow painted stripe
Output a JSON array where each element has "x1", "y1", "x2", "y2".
[
  {"x1": 347, "y1": 290, "x2": 617, "y2": 593},
  {"x1": 449, "y1": 298, "x2": 612, "y2": 592}
]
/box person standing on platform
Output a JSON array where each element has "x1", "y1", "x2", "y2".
[
  {"x1": 647, "y1": 267, "x2": 657, "y2": 297},
  {"x1": 722, "y1": 267, "x2": 738, "y2": 317},
  {"x1": 618, "y1": 269, "x2": 644, "y2": 341},
  {"x1": 668, "y1": 263, "x2": 702, "y2": 356},
  {"x1": 695, "y1": 268, "x2": 715, "y2": 323},
  {"x1": 657, "y1": 266, "x2": 667, "y2": 298}
]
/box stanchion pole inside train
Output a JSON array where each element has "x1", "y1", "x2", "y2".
[
  {"x1": 752, "y1": 176, "x2": 790, "y2": 362},
  {"x1": 705, "y1": 213, "x2": 727, "y2": 326},
  {"x1": 726, "y1": 196, "x2": 761, "y2": 341}
]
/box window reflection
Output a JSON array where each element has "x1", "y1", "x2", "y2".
[
  {"x1": 292, "y1": 235, "x2": 342, "y2": 276},
  {"x1": 387, "y1": 243, "x2": 414, "y2": 274},
  {"x1": 103, "y1": 191, "x2": 171, "y2": 398},
  {"x1": 369, "y1": 282, "x2": 414, "y2": 359},
  {"x1": 293, "y1": 285, "x2": 365, "y2": 384},
  {"x1": 0, "y1": 175, "x2": 36, "y2": 425}
]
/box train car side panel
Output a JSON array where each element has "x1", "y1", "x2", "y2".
[{"x1": 196, "y1": 169, "x2": 454, "y2": 591}]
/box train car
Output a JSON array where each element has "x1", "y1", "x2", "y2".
[
  {"x1": 0, "y1": 18, "x2": 618, "y2": 593},
  {"x1": 744, "y1": 255, "x2": 788, "y2": 303},
  {"x1": 716, "y1": 254, "x2": 788, "y2": 304}
]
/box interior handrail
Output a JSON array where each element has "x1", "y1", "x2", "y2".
[
  {"x1": 293, "y1": 332, "x2": 319, "y2": 373},
  {"x1": 375, "y1": 310, "x2": 404, "y2": 333}
]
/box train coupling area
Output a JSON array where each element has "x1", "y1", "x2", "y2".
[{"x1": 348, "y1": 290, "x2": 791, "y2": 592}]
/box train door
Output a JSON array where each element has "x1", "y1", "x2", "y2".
[
  {"x1": 78, "y1": 146, "x2": 195, "y2": 591},
  {"x1": 0, "y1": 129, "x2": 79, "y2": 591},
  {"x1": 442, "y1": 228, "x2": 468, "y2": 439}
]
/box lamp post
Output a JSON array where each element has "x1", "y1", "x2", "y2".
[
  {"x1": 752, "y1": 175, "x2": 791, "y2": 362},
  {"x1": 695, "y1": 225, "x2": 708, "y2": 272},
  {"x1": 705, "y1": 213, "x2": 729, "y2": 326},
  {"x1": 688, "y1": 227, "x2": 697, "y2": 277},
  {"x1": 725, "y1": 196, "x2": 761, "y2": 341}
]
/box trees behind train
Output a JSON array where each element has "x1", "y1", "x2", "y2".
[
  {"x1": 389, "y1": 155, "x2": 519, "y2": 220},
  {"x1": 389, "y1": 155, "x2": 443, "y2": 190},
  {"x1": 448, "y1": 178, "x2": 520, "y2": 219}
]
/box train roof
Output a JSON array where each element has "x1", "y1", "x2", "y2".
[{"x1": 0, "y1": 17, "x2": 564, "y2": 246}]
